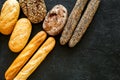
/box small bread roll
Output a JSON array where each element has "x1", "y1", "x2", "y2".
[
  {"x1": 43, "y1": 4, "x2": 68, "y2": 36},
  {"x1": 9, "y1": 18, "x2": 32, "y2": 53},
  {"x1": 0, "y1": 0, "x2": 20, "y2": 35}
]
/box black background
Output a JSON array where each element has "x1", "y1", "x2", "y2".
[{"x1": 0, "y1": 0, "x2": 120, "y2": 80}]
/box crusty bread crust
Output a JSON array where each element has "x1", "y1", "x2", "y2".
[{"x1": 5, "y1": 31, "x2": 47, "y2": 80}]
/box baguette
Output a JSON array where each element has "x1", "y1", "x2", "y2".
[
  {"x1": 14, "y1": 37, "x2": 56, "y2": 80},
  {"x1": 5, "y1": 31, "x2": 47, "y2": 80},
  {"x1": 60, "y1": 0, "x2": 88, "y2": 45},
  {"x1": 69, "y1": 0, "x2": 100, "y2": 47}
]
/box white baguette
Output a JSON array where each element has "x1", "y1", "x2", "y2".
[
  {"x1": 5, "y1": 31, "x2": 47, "y2": 80},
  {"x1": 14, "y1": 37, "x2": 56, "y2": 80}
]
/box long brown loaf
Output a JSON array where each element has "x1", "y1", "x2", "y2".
[
  {"x1": 60, "y1": 0, "x2": 88, "y2": 45},
  {"x1": 5, "y1": 31, "x2": 47, "y2": 80},
  {"x1": 69, "y1": 0, "x2": 100, "y2": 47},
  {"x1": 14, "y1": 37, "x2": 56, "y2": 80}
]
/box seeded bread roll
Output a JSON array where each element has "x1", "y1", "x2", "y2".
[{"x1": 19, "y1": 0, "x2": 47, "y2": 23}]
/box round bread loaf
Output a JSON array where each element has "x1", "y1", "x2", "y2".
[{"x1": 43, "y1": 4, "x2": 68, "y2": 36}]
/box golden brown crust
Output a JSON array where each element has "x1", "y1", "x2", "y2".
[
  {"x1": 9, "y1": 18, "x2": 32, "y2": 52},
  {"x1": 5, "y1": 31, "x2": 47, "y2": 80},
  {"x1": 0, "y1": 0, "x2": 20, "y2": 35},
  {"x1": 14, "y1": 37, "x2": 55, "y2": 80}
]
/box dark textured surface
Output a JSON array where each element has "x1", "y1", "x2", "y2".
[{"x1": 0, "y1": 0, "x2": 120, "y2": 80}]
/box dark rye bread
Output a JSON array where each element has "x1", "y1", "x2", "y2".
[
  {"x1": 19, "y1": 0, "x2": 47, "y2": 23},
  {"x1": 60, "y1": 0, "x2": 88, "y2": 45},
  {"x1": 69, "y1": 0, "x2": 100, "y2": 47}
]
